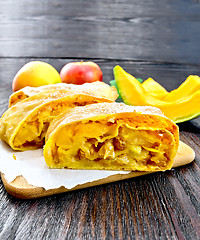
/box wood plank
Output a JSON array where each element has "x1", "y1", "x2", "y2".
[
  {"x1": 0, "y1": 141, "x2": 195, "y2": 199},
  {"x1": 0, "y1": 58, "x2": 200, "y2": 90},
  {"x1": 0, "y1": 0, "x2": 200, "y2": 64}
]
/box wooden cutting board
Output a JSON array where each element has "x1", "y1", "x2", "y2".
[{"x1": 1, "y1": 141, "x2": 195, "y2": 199}]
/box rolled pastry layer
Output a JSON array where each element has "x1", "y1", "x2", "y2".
[
  {"x1": 44, "y1": 102, "x2": 179, "y2": 171},
  {"x1": 0, "y1": 83, "x2": 118, "y2": 151},
  {"x1": 9, "y1": 81, "x2": 118, "y2": 107}
]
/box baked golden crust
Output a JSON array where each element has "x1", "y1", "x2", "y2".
[
  {"x1": 0, "y1": 83, "x2": 118, "y2": 151},
  {"x1": 9, "y1": 82, "x2": 118, "y2": 107},
  {"x1": 44, "y1": 102, "x2": 179, "y2": 171}
]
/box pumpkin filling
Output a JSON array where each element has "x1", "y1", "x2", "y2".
[
  {"x1": 47, "y1": 119, "x2": 175, "y2": 171},
  {"x1": 13, "y1": 102, "x2": 75, "y2": 149},
  {"x1": 12, "y1": 100, "x2": 100, "y2": 150}
]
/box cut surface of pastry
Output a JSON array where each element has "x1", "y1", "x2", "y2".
[
  {"x1": 44, "y1": 102, "x2": 179, "y2": 171},
  {"x1": 9, "y1": 81, "x2": 118, "y2": 107},
  {"x1": 0, "y1": 83, "x2": 118, "y2": 151}
]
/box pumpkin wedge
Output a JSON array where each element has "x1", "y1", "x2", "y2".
[{"x1": 114, "y1": 65, "x2": 200, "y2": 123}]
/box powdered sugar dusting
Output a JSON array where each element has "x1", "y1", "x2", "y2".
[
  {"x1": 9, "y1": 82, "x2": 118, "y2": 106},
  {"x1": 53, "y1": 102, "x2": 167, "y2": 129}
]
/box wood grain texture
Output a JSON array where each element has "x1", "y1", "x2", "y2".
[
  {"x1": 0, "y1": 0, "x2": 200, "y2": 64},
  {"x1": 0, "y1": 58, "x2": 200, "y2": 92}
]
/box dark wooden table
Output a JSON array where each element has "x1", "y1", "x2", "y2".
[{"x1": 0, "y1": 1, "x2": 200, "y2": 239}]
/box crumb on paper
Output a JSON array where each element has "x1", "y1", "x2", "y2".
[{"x1": 13, "y1": 154, "x2": 16, "y2": 160}]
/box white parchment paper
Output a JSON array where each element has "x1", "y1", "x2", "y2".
[{"x1": 0, "y1": 141, "x2": 130, "y2": 190}]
